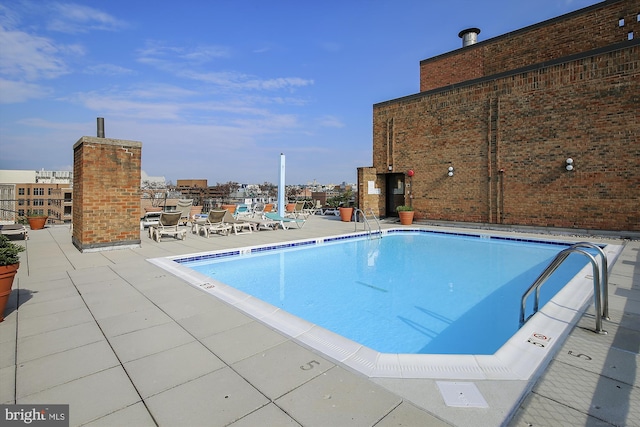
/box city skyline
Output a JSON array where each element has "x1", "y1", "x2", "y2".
[{"x1": 0, "y1": 0, "x2": 600, "y2": 184}]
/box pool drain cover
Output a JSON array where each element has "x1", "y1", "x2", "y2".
[{"x1": 436, "y1": 381, "x2": 489, "y2": 408}]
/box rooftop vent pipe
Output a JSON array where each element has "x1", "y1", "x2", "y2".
[
  {"x1": 458, "y1": 28, "x2": 481, "y2": 47},
  {"x1": 97, "y1": 117, "x2": 105, "y2": 138}
]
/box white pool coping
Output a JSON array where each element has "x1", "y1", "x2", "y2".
[{"x1": 148, "y1": 229, "x2": 623, "y2": 381}]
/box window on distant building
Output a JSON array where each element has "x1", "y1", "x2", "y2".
[
  {"x1": 34, "y1": 188, "x2": 44, "y2": 196},
  {"x1": 18, "y1": 188, "x2": 25, "y2": 195},
  {"x1": 619, "y1": 17, "x2": 625, "y2": 27},
  {"x1": 33, "y1": 199, "x2": 44, "y2": 206}
]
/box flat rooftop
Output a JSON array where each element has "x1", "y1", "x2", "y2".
[{"x1": 1, "y1": 216, "x2": 638, "y2": 426}]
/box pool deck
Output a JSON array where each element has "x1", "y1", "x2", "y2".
[{"x1": 1, "y1": 215, "x2": 638, "y2": 426}]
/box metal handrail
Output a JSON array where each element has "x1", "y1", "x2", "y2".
[
  {"x1": 353, "y1": 208, "x2": 382, "y2": 239},
  {"x1": 520, "y1": 243, "x2": 608, "y2": 334},
  {"x1": 366, "y1": 208, "x2": 382, "y2": 238},
  {"x1": 572, "y1": 242, "x2": 609, "y2": 319}
]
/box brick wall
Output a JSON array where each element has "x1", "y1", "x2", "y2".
[
  {"x1": 371, "y1": 41, "x2": 639, "y2": 231},
  {"x1": 357, "y1": 167, "x2": 385, "y2": 214},
  {"x1": 420, "y1": 0, "x2": 639, "y2": 91},
  {"x1": 72, "y1": 137, "x2": 142, "y2": 251}
]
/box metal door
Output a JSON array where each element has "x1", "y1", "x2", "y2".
[{"x1": 385, "y1": 173, "x2": 405, "y2": 217}]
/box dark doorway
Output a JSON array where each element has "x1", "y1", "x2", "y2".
[{"x1": 385, "y1": 173, "x2": 405, "y2": 217}]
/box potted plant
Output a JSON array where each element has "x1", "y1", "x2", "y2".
[
  {"x1": 396, "y1": 205, "x2": 414, "y2": 225},
  {"x1": 0, "y1": 235, "x2": 25, "y2": 322},
  {"x1": 26, "y1": 210, "x2": 48, "y2": 230},
  {"x1": 338, "y1": 190, "x2": 354, "y2": 222}
]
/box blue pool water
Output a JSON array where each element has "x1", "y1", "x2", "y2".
[{"x1": 182, "y1": 232, "x2": 590, "y2": 355}]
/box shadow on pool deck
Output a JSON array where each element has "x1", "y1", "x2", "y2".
[{"x1": 1, "y1": 216, "x2": 638, "y2": 426}]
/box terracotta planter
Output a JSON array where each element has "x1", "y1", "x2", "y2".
[
  {"x1": 339, "y1": 207, "x2": 354, "y2": 222},
  {"x1": 27, "y1": 216, "x2": 48, "y2": 230},
  {"x1": 398, "y1": 211, "x2": 414, "y2": 225},
  {"x1": 0, "y1": 263, "x2": 19, "y2": 322}
]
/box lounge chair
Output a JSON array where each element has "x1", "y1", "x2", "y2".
[
  {"x1": 222, "y1": 210, "x2": 254, "y2": 234},
  {"x1": 0, "y1": 224, "x2": 28, "y2": 240},
  {"x1": 141, "y1": 211, "x2": 162, "y2": 229},
  {"x1": 303, "y1": 200, "x2": 322, "y2": 216},
  {"x1": 264, "y1": 212, "x2": 306, "y2": 229},
  {"x1": 200, "y1": 210, "x2": 232, "y2": 238},
  {"x1": 287, "y1": 201, "x2": 309, "y2": 219},
  {"x1": 151, "y1": 212, "x2": 186, "y2": 242},
  {"x1": 234, "y1": 204, "x2": 252, "y2": 219},
  {"x1": 176, "y1": 199, "x2": 193, "y2": 226},
  {"x1": 252, "y1": 203, "x2": 265, "y2": 217}
]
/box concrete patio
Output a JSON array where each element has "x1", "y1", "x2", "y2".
[{"x1": 1, "y1": 215, "x2": 638, "y2": 426}]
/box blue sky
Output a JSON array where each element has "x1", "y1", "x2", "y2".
[{"x1": 0, "y1": 0, "x2": 600, "y2": 185}]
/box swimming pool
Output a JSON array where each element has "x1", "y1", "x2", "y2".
[{"x1": 150, "y1": 228, "x2": 621, "y2": 380}]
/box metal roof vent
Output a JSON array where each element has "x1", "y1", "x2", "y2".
[
  {"x1": 97, "y1": 117, "x2": 105, "y2": 138},
  {"x1": 458, "y1": 28, "x2": 481, "y2": 47}
]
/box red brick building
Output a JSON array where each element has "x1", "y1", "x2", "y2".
[{"x1": 358, "y1": 0, "x2": 639, "y2": 232}]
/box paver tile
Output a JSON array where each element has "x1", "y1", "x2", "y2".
[
  {"x1": 17, "y1": 321, "x2": 104, "y2": 363},
  {"x1": 375, "y1": 401, "x2": 452, "y2": 427},
  {"x1": 108, "y1": 321, "x2": 195, "y2": 363},
  {"x1": 123, "y1": 341, "x2": 225, "y2": 398},
  {"x1": 18, "y1": 306, "x2": 94, "y2": 338},
  {"x1": 201, "y1": 320, "x2": 288, "y2": 364},
  {"x1": 16, "y1": 340, "x2": 119, "y2": 398},
  {"x1": 18, "y1": 366, "x2": 141, "y2": 426},
  {"x1": 232, "y1": 340, "x2": 333, "y2": 400},
  {"x1": 276, "y1": 366, "x2": 402, "y2": 427},
  {"x1": 97, "y1": 306, "x2": 173, "y2": 337},
  {"x1": 533, "y1": 360, "x2": 640, "y2": 426},
  {"x1": 145, "y1": 367, "x2": 268, "y2": 426},
  {"x1": 228, "y1": 403, "x2": 301, "y2": 427},
  {"x1": 82, "y1": 402, "x2": 156, "y2": 427}
]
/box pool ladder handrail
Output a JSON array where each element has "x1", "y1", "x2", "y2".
[
  {"x1": 519, "y1": 242, "x2": 608, "y2": 334},
  {"x1": 353, "y1": 208, "x2": 382, "y2": 239}
]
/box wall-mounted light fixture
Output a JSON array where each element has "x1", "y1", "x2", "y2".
[
  {"x1": 565, "y1": 158, "x2": 574, "y2": 171},
  {"x1": 448, "y1": 166, "x2": 454, "y2": 177},
  {"x1": 388, "y1": 165, "x2": 393, "y2": 171}
]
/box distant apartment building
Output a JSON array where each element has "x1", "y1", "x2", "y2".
[{"x1": 0, "y1": 169, "x2": 73, "y2": 224}]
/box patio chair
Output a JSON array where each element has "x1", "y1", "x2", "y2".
[
  {"x1": 200, "y1": 210, "x2": 232, "y2": 238},
  {"x1": 303, "y1": 200, "x2": 321, "y2": 216},
  {"x1": 151, "y1": 212, "x2": 186, "y2": 242},
  {"x1": 264, "y1": 212, "x2": 306, "y2": 230},
  {"x1": 287, "y1": 201, "x2": 309, "y2": 219},
  {"x1": 176, "y1": 199, "x2": 193, "y2": 225},
  {"x1": 222, "y1": 210, "x2": 254, "y2": 234}
]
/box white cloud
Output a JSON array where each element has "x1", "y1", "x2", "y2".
[
  {"x1": 137, "y1": 41, "x2": 314, "y2": 92},
  {"x1": 0, "y1": 24, "x2": 70, "y2": 80},
  {"x1": 0, "y1": 78, "x2": 51, "y2": 103},
  {"x1": 137, "y1": 42, "x2": 230, "y2": 67},
  {"x1": 47, "y1": 3, "x2": 128, "y2": 34},
  {"x1": 317, "y1": 115, "x2": 345, "y2": 128},
  {"x1": 181, "y1": 70, "x2": 314, "y2": 91},
  {"x1": 83, "y1": 63, "x2": 135, "y2": 76}
]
